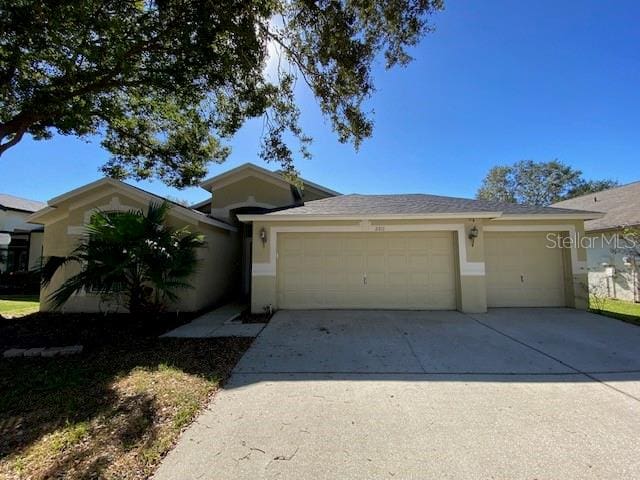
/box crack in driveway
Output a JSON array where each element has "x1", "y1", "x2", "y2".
[{"x1": 395, "y1": 325, "x2": 427, "y2": 373}]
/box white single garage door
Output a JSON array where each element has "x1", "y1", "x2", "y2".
[
  {"x1": 485, "y1": 231, "x2": 566, "y2": 307},
  {"x1": 277, "y1": 232, "x2": 457, "y2": 309}
]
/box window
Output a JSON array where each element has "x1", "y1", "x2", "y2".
[{"x1": 5, "y1": 235, "x2": 29, "y2": 272}]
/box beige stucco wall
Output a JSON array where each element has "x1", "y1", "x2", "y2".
[
  {"x1": 301, "y1": 184, "x2": 333, "y2": 202},
  {"x1": 249, "y1": 217, "x2": 588, "y2": 314},
  {"x1": 458, "y1": 276, "x2": 488, "y2": 313},
  {"x1": 192, "y1": 225, "x2": 239, "y2": 311},
  {"x1": 28, "y1": 231, "x2": 44, "y2": 270},
  {"x1": 39, "y1": 188, "x2": 238, "y2": 313},
  {"x1": 210, "y1": 176, "x2": 294, "y2": 213}
]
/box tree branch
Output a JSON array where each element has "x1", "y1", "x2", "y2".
[{"x1": 0, "y1": 126, "x2": 27, "y2": 156}]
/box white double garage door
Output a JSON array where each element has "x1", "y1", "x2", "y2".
[{"x1": 276, "y1": 231, "x2": 566, "y2": 309}]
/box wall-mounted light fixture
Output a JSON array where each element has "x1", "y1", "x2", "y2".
[
  {"x1": 468, "y1": 225, "x2": 479, "y2": 247},
  {"x1": 259, "y1": 227, "x2": 267, "y2": 247}
]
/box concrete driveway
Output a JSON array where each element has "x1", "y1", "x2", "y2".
[{"x1": 155, "y1": 309, "x2": 640, "y2": 479}]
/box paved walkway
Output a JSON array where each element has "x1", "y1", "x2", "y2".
[
  {"x1": 161, "y1": 303, "x2": 265, "y2": 338},
  {"x1": 155, "y1": 309, "x2": 640, "y2": 479}
]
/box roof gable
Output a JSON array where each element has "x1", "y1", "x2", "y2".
[
  {"x1": 199, "y1": 163, "x2": 339, "y2": 197},
  {"x1": 27, "y1": 178, "x2": 235, "y2": 231}
]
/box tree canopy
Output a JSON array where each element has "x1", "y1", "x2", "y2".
[
  {"x1": 0, "y1": 0, "x2": 443, "y2": 187},
  {"x1": 476, "y1": 160, "x2": 618, "y2": 206}
]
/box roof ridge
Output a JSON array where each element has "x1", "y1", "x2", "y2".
[
  {"x1": 269, "y1": 191, "x2": 602, "y2": 217},
  {"x1": 303, "y1": 192, "x2": 595, "y2": 212}
]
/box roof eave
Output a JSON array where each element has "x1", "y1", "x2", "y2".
[
  {"x1": 26, "y1": 206, "x2": 57, "y2": 224},
  {"x1": 493, "y1": 213, "x2": 606, "y2": 221},
  {"x1": 29, "y1": 179, "x2": 237, "y2": 232},
  {"x1": 190, "y1": 198, "x2": 211, "y2": 209},
  {"x1": 47, "y1": 177, "x2": 116, "y2": 204},
  {"x1": 237, "y1": 212, "x2": 503, "y2": 223},
  {"x1": 585, "y1": 222, "x2": 640, "y2": 234},
  {"x1": 0, "y1": 205, "x2": 42, "y2": 214}
]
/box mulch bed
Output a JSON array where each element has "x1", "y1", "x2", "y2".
[{"x1": 0, "y1": 311, "x2": 198, "y2": 351}]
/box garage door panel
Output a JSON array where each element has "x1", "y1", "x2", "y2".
[
  {"x1": 323, "y1": 290, "x2": 342, "y2": 303},
  {"x1": 325, "y1": 272, "x2": 347, "y2": 285},
  {"x1": 431, "y1": 254, "x2": 452, "y2": 271},
  {"x1": 280, "y1": 237, "x2": 303, "y2": 252},
  {"x1": 280, "y1": 254, "x2": 302, "y2": 271},
  {"x1": 282, "y1": 273, "x2": 307, "y2": 290},
  {"x1": 431, "y1": 271, "x2": 455, "y2": 286},
  {"x1": 323, "y1": 238, "x2": 342, "y2": 253},
  {"x1": 409, "y1": 272, "x2": 429, "y2": 286},
  {"x1": 303, "y1": 255, "x2": 324, "y2": 270},
  {"x1": 277, "y1": 232, "x2": 456, "y2": 310},
  {"x1": 388, "y1": 255, "x2": 407, "y2": 270},
  {"x1": 388, "y1": 272, "x2": 409, "y2": 286},
  {"x1": 366, "y1": 272, "x2": 386, "y2": 286},
  {"x1": 407, "y1": 238, "x2": 428, "y2": 250},
  {"x1": 485, "y1": 232, "x2": 565, "y2": 308},
  {"x1": 345, "y1": 254, "x2": 365, "y2": 270},
  {"x1": 324, "y1": 255, "x2": 343, "y2": 270},
  {"x1": 345, "y1": 238, "x2": 365, "y2": 251},
  {"x1": 299, "y1": 272, "x2": 323, "y2": 289},
  {"x1": 430, "y1": 236, "x2": 451, "y2": 252},
  {"x1": 408, "y1": 254, "x2": 429, "y2": 269},
  {"x1": 367, "y1": 254, "x2": 386, "y2": 270},
  {"x1": 366, "y1": 238, "x2": 388, "y2": 251}
]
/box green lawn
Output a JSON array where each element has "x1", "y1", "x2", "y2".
[
  {"x1": 0, "y1": 295, "x2": 40, "y2": 317},
  {"x1": 590, "y1": 298, "x2": 640, "y2": 326}
]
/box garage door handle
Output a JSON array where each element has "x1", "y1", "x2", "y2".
[
  {"x1": 520, "y1": 274, "x2": 524, "y2": 283},
  {"x1": 363, "y1": 273, "x2": 367, "y2": 285}
]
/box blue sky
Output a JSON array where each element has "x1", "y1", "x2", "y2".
[{"x1": 3, "y1": 0, "x2": 639, "y2": 205}]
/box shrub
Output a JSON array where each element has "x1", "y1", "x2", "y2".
[{"x1": 41, "y1": 202, "x2": 204, "y2": 313}]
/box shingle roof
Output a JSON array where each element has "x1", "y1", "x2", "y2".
[
  {"x1": 265, "y1": 193, "x2": 599, "y2": 217},
  {"x1": 552, "y1": 181, "x2": 640, "y2": 231},
  {"x1": 0, "y1": 193, "x2": 46, "y2": 213}
]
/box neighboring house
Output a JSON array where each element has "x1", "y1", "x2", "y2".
[
  {"x1": 0, "y1": 193, "x2": 46, "y2": 273},
  {"x1": 553, "y1": 182, "x2": 640, "y2": 303},
  {"x1": 28, "y1": 162, "x2": 601, "y2": 314}
]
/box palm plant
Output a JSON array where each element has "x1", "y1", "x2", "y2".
[{"x1": 41, "y1": 202, "x2": 205, "y2": 313}]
